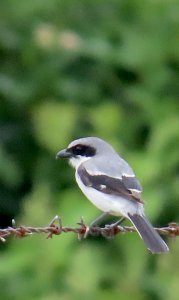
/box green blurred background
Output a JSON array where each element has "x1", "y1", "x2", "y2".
[{"x1": 0, "y1": 1, "x2": 179, "y2": 299}]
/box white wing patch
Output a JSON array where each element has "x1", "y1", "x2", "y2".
[
  {"x1": 123, "y1": 174, "x2": 135, "y2": 178},
  {"x1": 87, "y1": 169, "x2": 122, "y2": 179},
  {"x1": 100, "y1": 184, "x2": 107, "y2": 190}
]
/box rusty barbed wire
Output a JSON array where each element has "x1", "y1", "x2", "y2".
[{"x1": 0, "y1": 216, "x2": 179, "y2": 242}]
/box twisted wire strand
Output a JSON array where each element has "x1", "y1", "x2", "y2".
[{"x1": 0, "y1": 216, "x2": 178, "y2": 242}]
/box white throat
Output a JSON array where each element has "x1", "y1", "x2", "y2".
[{"x1": 69, "y1": 156, "x2": 91, "y2": 169}]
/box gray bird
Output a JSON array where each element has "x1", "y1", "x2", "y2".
[{"x1": 56, "y1": 137, "x2": 169, "y2": 253}]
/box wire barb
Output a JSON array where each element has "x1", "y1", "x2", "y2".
[
  {"x1": 47, "y1": 215, "x2": 63, "y2": 239},
  {"x1": 0, "y1": 216, "x2": 178, "y2": 242}
]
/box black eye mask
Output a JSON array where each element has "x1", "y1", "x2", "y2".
[{"x1": 69, "y1": 144, "x2": 96, "y2": 157}]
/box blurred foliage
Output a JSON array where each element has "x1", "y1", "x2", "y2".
[{"x1": 0, "y1": 0, "x2": 179, "y2": 299}]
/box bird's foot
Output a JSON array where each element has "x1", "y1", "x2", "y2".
[
  {"x1": 77, "y1": 217, "x2": 125, "y2": 239},
  {"x1": 102, "y1": 218, "x2": 125, "y2": 239}
]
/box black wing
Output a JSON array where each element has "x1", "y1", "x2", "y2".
[{"x1": 78, "y1": 165, "x2": 143, "y2": 203}]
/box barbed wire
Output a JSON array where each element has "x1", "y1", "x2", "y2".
[{"x1": 0, "y1": 216, "x2": 179, "y2": 242}]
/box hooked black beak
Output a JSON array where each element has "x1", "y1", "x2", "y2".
[{"x1": 56, "y1": 149, "x2": 72, "y2": 159}]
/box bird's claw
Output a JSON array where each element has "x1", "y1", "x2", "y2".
[{"x1": 101, "y1": 223, "x2": 121, "y2": 239}]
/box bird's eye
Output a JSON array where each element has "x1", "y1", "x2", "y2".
[
  {"x1": 70, "y1": 144, "x2": 96, "y2": 157},
  {"x1": 72, "y1": 145, "x2": 85, "y2": 155}
]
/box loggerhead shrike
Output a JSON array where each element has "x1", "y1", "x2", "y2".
[{"x1": 56, "y1": 137, "x2": 169, "y2": 253}]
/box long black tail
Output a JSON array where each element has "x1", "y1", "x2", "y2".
[{"x1": 128, "y1": 213, "x2": 169, "y2": 254}]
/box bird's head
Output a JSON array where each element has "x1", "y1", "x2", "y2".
[{"x1": 56, "y1": 137, "x2": 114, "y2": 168}]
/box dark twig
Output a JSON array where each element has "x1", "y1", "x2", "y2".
[{"x1": 0, "y1": 216, "x2": 178, "y2": 242}]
